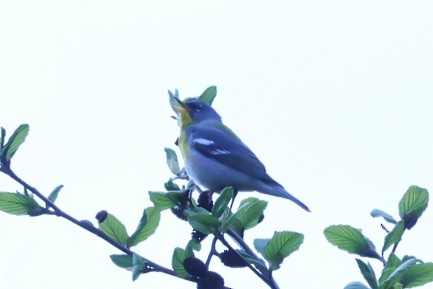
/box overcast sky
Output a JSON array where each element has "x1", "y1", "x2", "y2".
[{"x1": 1, "y1": 1, "x2": 433, "y2": 289}]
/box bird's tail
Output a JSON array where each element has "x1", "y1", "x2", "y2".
[{"x1": 259, "y1": 182, "x2": 310, "y2": 212}]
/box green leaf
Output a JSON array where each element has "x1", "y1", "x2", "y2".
[
  {"x1": 399, "y1": 186, "x2": 429, "y2": 229},
  {"x1": 132, "y1": 253, "x2": 144, "y2": 281},
  {"x1": 264, "y1": 231, "x2": 304, "y2": 271},
  {"x1": 382, "y1": 221, "x2": 405, "y2": 253},
  {"x1": 186, "y1": 238, "x2": 202, "y2": 253},
  {"x1": 172, "y1": 247, "x2": 192, "y2": 278},
  {"x1": 371, "y1": 209, "x2": 397, "y2": 224},
  {"x1": 198, "y1": 86, "x2": 217, "y2": 105},
  {"x1": 232, "y1": 197, "x2": 267, "y2": 230},
  {"x1": 388, "y1": 254, "x2": 402, "y2": 268},
  {"x1": 400, "y1": 263, "x2": 433, "y2": 288},
  {"x1": 47, "y1": 185, "x2": 63, "y2": 203},
  {"x1": 164, "y1": 179, "x2": 180, "y2": 191},
  {"x1": 98, "y1": 213, "x2": 129, "y2": 246},
  {"x1": 381, "y1": 258, "x2": 421, "y2": 289},
  {"x1": 357, "y1": 259, "x2": 378, "y2": 289},
  {"x1": 110, "y1": 254, "x2": 133, "y2": 269},
  {"x1": 254, "y1": 238, "x2": 269, "y2": 259},
  {"x1": 212, "y1": 187, "x2": 234, "y2": 218},
  {"x1": 2, "y1": 124, "x2": 29, "y2": 162},
  {"x1": 379, "y1": 254, "x2": 402, "y2": 286},
  {"x1": 149, "y1": 191, "x2": 177, "y2": 210},
  {"x1": 381, "y1": 268, "x2": 398, "y2": 287},
  {"x1": 344, "y1": 281, "x2": 371, "y2": 289},
  {"x1": 219, "y1": 205, "x2": 234, "y2": 231},
  {"x1": 402, "y1": 255, "x2": 419, "y2": 263},
  {"x1": 222, "y1": 212, "x2": 241, "y2": 234},
  {"x1": 127, "y1": 207, "x2": 160, "y2": 247},
  {"x1": 164, "y1": 148, "x2": 181, "y2": 175},
  {"x1": 324, "y1": 225, "x2": 381, "y2": 260},
  {"x1": 184, "y1": 209, "x2": 219, "y2": 234},
  {"x1": 0, "y1": 192, "x2": 40, "y2": 215}
]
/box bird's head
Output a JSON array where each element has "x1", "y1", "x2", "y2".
[{"x1": 170, "y1": 94, "x2": 222, "y2": 128}]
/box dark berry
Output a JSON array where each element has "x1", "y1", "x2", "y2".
[
  {"x1": 220, "y1": 249, "x2": 248, "y2": 268},
  {"x1": 95, "y1": 210, "x2": 108, "y2": 223},
  {"x1": 192, "y1": 230, "x2": 208, "y2": 242},
  {"x1": 197, "y1": 191, "x2": 213, "y2": 212},
  {"x1": 197, "y1": 271, "x2": 224, "y2": 289},
  {"x1": 171, "y1": 206, "x2": 188, "y2": 221},
  {"x1": 183, "y1": 257, "x2": 207, "y2": 277}
]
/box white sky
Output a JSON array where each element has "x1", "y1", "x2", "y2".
[{"x1": 1, "y1": 1, "x2": 433, "y2": 289}]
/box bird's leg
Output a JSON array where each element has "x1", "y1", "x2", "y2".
[{"x1": 193, "y1": 183, "x2": 203, "y2": 194}]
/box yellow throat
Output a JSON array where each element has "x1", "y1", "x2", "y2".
[{"x1": 176, "y1": 106, "x2": 192, "y2": 158}]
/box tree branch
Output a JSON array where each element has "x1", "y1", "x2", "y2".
[
  {"x1": 0, "y1": 164, "x2": 186, "y2": 280},
  {"x1": 216, "y1": 232, "x2": 280, "y2": 289}
]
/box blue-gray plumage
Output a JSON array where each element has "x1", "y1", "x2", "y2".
[{"x1": 172, "y1": 97, "x2": 310, "y2": 212}]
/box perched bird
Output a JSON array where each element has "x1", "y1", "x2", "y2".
[{"x1": 170, "y1": 94, "x2": 310, "y2": 212}]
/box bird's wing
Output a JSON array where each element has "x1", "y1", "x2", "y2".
[{"x1": 186, "y1": 124, "x2": 271, "y2": 180}]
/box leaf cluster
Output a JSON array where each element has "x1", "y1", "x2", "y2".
[
  {"x1": 0, "y1": 87, "x2": 304, "y2": 289},
  {"x1": 1, "y1": 86, "x2": 432, "y2": 289},
  {"x1": 324, "y1": 186, "x2": 432, "y2": 289}
]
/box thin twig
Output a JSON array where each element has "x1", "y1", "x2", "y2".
[
  {"x1": 0, "y1": 165, "x2": 184, "y2": 279},
  {"x1": 206, "y1": 237, "x2": 218, "y2": 267},
  {"x1": 380, "y1": 223, "x2": 390, "y2": 233},
  {"x1": 1, "y1": 163, "x2": 283, "y2": 289},
  {"x1": 216, "y1": 232, "x2": 280, "y2": 289},
  {"x1": 391, "y1": 241, "x2": 400, "y2": 255},
  {"x1": 226, "y1": 228, "x2": 261, "y2": 260}
]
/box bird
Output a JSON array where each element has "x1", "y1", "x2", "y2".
[{"x1": 170, "y1": 94, "x2": 310, "y2": 212}]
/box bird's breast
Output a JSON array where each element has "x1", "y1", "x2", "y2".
[{"x1": 178, "y1": 129, "x2": 189, "y2": 159}]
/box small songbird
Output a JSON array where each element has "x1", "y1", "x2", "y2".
[{"x1": 170, "y1": 93, "x2": 310, "y2": 212}]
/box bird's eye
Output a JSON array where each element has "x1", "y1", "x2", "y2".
[{"x1": 193, "y1": 104, "x2": 203, "y2": 112}]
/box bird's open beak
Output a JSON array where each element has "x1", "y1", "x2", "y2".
[
  {"x1": 168, "y1": 89, "x2": 188, "y2": 114},
  {"x1": 168, "y1": 89, "x2": 192, "y2": 127}
]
